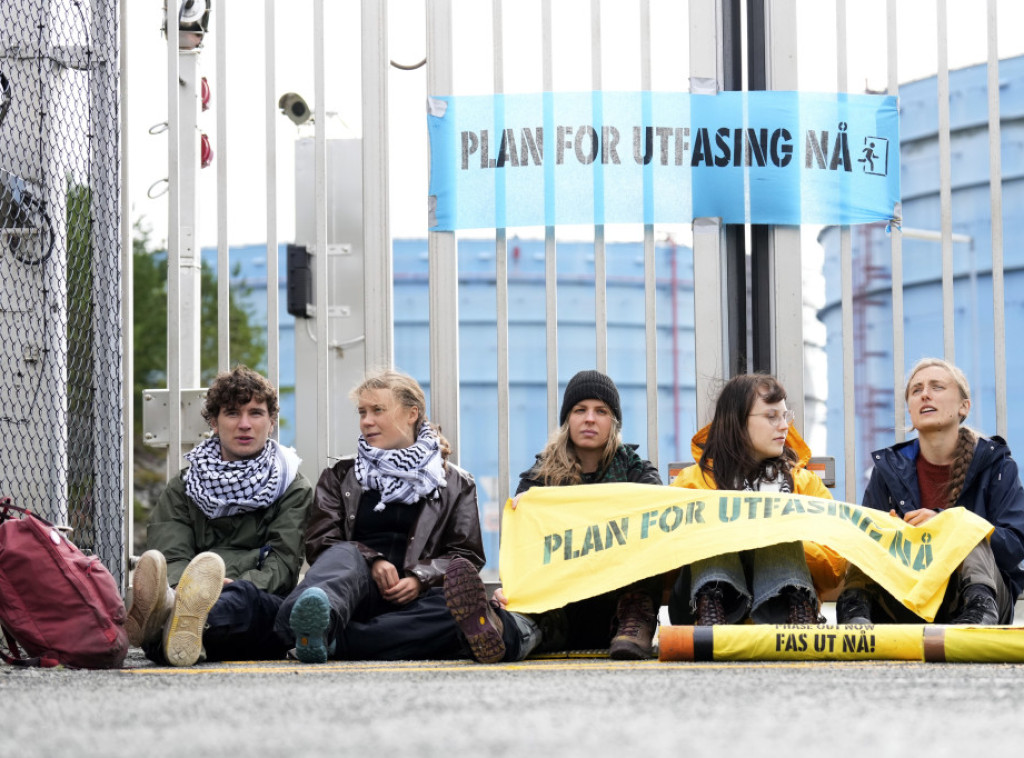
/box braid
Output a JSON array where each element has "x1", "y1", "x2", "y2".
[{"x1": 947, "y1": 426, "x2": 976, "y2": 508}]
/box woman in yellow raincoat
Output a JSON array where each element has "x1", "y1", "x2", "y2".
[{"x1": 667, "y1": 373, "x2": 841, "y2": 625}]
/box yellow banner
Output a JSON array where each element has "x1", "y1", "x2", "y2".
[{"x1": 498, "y1": 484, "x2": 994, "y2": 621}]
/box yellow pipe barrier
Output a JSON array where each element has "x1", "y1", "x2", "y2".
[{"x1": 658, "y1": 624, "x2": 1024, "y2": 663}]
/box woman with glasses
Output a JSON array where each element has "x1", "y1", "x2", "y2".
[{"x1": 667, "y1": 373, "x2": 832, "y2": 626}]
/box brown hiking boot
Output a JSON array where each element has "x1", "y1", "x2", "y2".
[
  {"x1": 785, "y1": 587, "x2": 823, "y2": 625},
  {"x1": 609, "y1": 591, "x2": 657, "y2": 660},
  {"x1": 444, "y1": 557, "x2": 505, "y2": 664},
  {"x1": 694, "y1": 585, "x2": 727, "y2": 626}
]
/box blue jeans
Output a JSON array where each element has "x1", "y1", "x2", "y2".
[{"x1": 688, "y1": 541, "x2": 814, "y2": 623}]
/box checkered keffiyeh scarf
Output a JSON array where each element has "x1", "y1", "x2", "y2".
[
  {"x1": 184, "y1": 437, "x2": 288, "y2": 519},
  {"x1": 743, "y1": 463, "x2": 793, "y2": 493},
  {"x1": 354, "y1": 424, "x2": 446, "y2": 510}
]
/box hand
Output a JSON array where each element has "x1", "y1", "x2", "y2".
[
  {"x1": 381, "y1": 576, "x2": 422, "y2": 605},
  {"x1": 902, "y1": 508, "x2": 938, "y2": 526},
  {"x1": 222, "y1": 577, "x2": 233, "y2": 585},
  {"x1": 509, "y1": 494, "x2": 522, "y2": 510},
  {"x1": 493, "y1": 586, "x2": 508, "y2": 608},
  {"x1": 371, "y1": 559, "x2": 401, "y2": 594}
]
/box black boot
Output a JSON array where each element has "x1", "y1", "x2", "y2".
[
  {"x1": 836, "y1": 588, "x2": 874, "y2": 625},
  {"x1": 951, "y1": 584, "x2": 999, "y2": 625}
]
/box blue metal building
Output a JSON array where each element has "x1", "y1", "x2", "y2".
[
  {"x1": 819, "y1": 55, "x2": 1024, "y2": 498},
  {"x1": 205, "y1": 237, "x2": 696, "y2": 572}
]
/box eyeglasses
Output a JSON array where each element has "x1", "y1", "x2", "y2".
[{"x1": 749, "y1": 409, "x2": 795, "y2": 426}]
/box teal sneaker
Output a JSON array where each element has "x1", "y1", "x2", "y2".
[{"x1": 290, "y1": 587, "x2": 332, "y2": 663}]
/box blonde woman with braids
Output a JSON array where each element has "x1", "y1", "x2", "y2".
[
  {"x1": 276, "y1": 369, "x2": 486, "y2": 662},
  {"x1": 837, "y1": 358, "x2": 1024, "y2": 625},
  {"x1": 443, "y1": 370, "x2": 663, "y2": 663}
]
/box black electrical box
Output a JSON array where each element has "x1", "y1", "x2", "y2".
[{"x1": 286, "y1": 243, "x2": 312, "y2": 318}]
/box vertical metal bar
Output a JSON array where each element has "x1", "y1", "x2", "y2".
[
  {"x1": 542, "y1": 0, "x2": 558, "y2": 427},
  {"x1": 724, "y1": 0, "x2": 746, "y2": 376},
  {"x1": 493, "y1": 0, "x2": 510, "y2": 505},
  {"x1": 166, "y1": 0, "x2": 182, "y2": 475},
  {"x1": 936, "y1": 0, "x2": 955, "y2": 362},
  {"x1": 837, "y1": 0, "x2": 857, "y2": 502},
  {"x1": 362, "y1": 0, "x2": 394, "y2": 370},
  {"x1": 690, "y1": 0, "x2": 727, "y2": 427},
  {"x1": 177, "y1": 53, "x2": 202, "y2": 391},
  {"x1": 216, "y1": 1, "x2": 229, "y2": 373},
  {"x1": 265, "y1": 0, "x2": 279, "y2": 393},
  {"x1": 887, "y1": 0, "x2": 905, "y2": 442},
  {"x1": 426, "y1": 0, "x2": 461, "y2": 461},
  {"x1": 986, "y1": 0, "x2": 1006, "y2": 438},
  {"x1": 748, "y1": 0, "x2": 773, "y2": 376},
  {"x1": 591, "y1": 0, "x2": 607, "y2": 373},
  {"x1": 314, "y1": 0, "x2": 330, "y2": 470},
  {"x1": 120, "y1": 0, "x2": 133, "y2": 577},
  {"x1": 763, "y1": 0, "x2": 804, "y2": 424},
  {"x1": 640, "y1": 0, "x2": 658, "y2": 470}
]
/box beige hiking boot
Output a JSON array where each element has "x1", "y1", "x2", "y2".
[
  {"x1": 163, "y1": 552, "x2": 225, "y2": 666},
  {"x1": 126, "y1": 550, "x2": 174, "y2": 648}
]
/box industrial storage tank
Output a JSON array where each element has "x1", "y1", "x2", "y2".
[{"x1": 818, "y1": 55, "x2": 1024, "y2": 499}]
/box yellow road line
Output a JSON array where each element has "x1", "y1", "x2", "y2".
[{"x1": 123, "y1": 658, "x2": 903, "y2": 675}]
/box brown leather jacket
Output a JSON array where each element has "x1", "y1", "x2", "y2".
[{"x1": 304, "y1": 458, "x2": 485, "y2": 588}]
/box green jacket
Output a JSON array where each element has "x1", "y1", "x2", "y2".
[{"x1": 146, "y1": 470, "x2": 313, "y2": 596}]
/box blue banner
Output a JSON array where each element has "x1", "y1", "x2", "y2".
[{"x1": 427, "y1": 91, "x2": 900, "y2": 231}]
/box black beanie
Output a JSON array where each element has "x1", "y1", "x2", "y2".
[{"x1": 559, "y1": 370, "x2": 622, "y2": 426}]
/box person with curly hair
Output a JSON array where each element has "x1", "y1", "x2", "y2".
[
  {"x1": 836, "y1": 358, "x2": 1024, "y2": 625},
  {"x1": 127, "y1": 365, "x2": 313, "y2": 666}
]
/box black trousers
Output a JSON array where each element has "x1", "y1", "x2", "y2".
[
  {"x1": 273, "y1": 542, "x2": 464, "y2": 660},
  {"x1": 843, "y1": 538, "x2": 1016, "y2": 624},
  {"x1": 142, "y1": 579, "x2": 288, "y2": 664}
]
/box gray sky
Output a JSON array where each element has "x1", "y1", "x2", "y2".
[{"x1": 125, "y1": 0, "x2": 1024, "y2": 248}]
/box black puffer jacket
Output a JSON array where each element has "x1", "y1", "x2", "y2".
[{"x1": 304, "y1": 458, "x2": 484, "y2": 588}]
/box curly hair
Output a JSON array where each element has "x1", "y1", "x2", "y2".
[
  {"x1": 349, "y1": 369, "x2": 451, "y2": 463},
  {"x1": 202, "y1": 365, "x2": 279, "y2": 424}
]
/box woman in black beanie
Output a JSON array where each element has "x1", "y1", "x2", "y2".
[{"x1": 444, "y1": 369, "x2": 664, "y2": 662}]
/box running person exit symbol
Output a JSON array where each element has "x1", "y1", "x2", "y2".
[{"x1": 858, "y1": 137, "x2": 888, "y2": 176}]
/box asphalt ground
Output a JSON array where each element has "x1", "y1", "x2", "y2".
[{"x1": 4, "y1": 639, "x2": 1024, "y2": 758}]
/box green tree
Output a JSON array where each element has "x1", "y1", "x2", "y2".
[{"x1": 132, "y1": 222, "x2": 267, "y2": 416}]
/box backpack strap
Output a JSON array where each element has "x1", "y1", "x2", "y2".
[
  {"x1": 0, "y1": 625, "x2": 59, "y2": 668},
  {"x1": 0, "y1": 499, "x2": 54, "y2": 527}
]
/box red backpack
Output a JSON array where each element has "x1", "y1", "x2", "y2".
[{"x1": 0, "y1": 498, "x2": 128, "y2": 668}]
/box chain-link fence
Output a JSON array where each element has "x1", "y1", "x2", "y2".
[{"x1": 0, "y1": 1, "x2": 122, "y2": 585}]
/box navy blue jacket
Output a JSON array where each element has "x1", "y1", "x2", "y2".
[{"x1": 863, "y1": 435, "x2": 1024, "y2": 598}]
